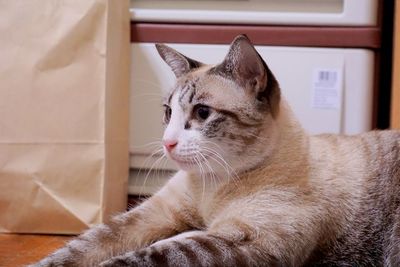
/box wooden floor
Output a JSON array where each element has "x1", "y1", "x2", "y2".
[
  {"x1": 0, "y1": 197, "x2": 143, "y2": 266},
  {"x1": 0, "y1": 234, "x2": 72, "y2": 267}
]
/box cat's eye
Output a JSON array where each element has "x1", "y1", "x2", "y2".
[
  {"x1": 163, "y1": 105, "x2": 172, "y2": 124},
  {"x1": 194, "y1": 105, "x2": 210, "y2": 121}
]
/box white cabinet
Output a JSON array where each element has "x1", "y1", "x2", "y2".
[{"x1": 130, "y1": 0, "x2": 378, "y2": 26}]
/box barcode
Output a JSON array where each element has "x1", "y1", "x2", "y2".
[
  {"x1": 312, "y1": 68, "x2": 342, "y2": 109},
  {"x1": 317, "y1": 70, "x2": 337, "y2": 84}
]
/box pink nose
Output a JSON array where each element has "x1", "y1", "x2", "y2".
[{"x1": 163, "y1": 139, "x2": 178, "y2": 152}]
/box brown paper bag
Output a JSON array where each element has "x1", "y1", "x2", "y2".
[{"x1": 0, "y1": 0, "x2": 130, "y2": 234}]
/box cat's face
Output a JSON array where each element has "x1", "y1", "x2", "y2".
[{"x1": 157, "y1": 35, "x2": 280, "y2": 177}]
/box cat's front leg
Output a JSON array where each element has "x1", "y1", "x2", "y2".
[
  {"x1": 31, "y1": 171, "x2": 198, "y2": 267},
  {"x1": 99, "y1": 228, "x2": 264, "y2": 267},
  {"x1": 100, "y1": 208, "x2": 316, "y2": 267},
  {"x1": 99, "y1": 231, "x2": 204, "y2": 267}
]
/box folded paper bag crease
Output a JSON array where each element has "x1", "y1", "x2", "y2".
[
  {"x1": 0, "y1": 0, "x2": 130, "y2": 234},
  {"x1": 32, "y1": 179, "x2": 94, "y2": 227},
  {"x1": 36, "y1": 1, "x2": 107, "y2": 72}
]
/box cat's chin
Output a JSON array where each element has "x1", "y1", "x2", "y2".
[
  {"x1": 170, "y1": 155, "x2": 221, "y2": 175},
  {"x1": 174, "y1": 159, "x2": 195, "y2": 170},
  {"x1": 168, "y1": 155, "x2": 201, "y2": 172}
]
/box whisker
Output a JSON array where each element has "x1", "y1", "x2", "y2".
[
  {"x1": 206, "y1": 153, "x2": 239, "y2": 188},
  {"x1": 133, "y1": 145, "x2": 163, "y2": 189},
  {"x1": 130, "y1": 141, "x2": 163, "y2": 150},
  {"x1": 198, "y1": 151, "x2": 219, "y2": 191},
  {"x1": 201, "y1": 140, "x2": 226, "y2": 153},
  {"x1": 159, "y1": 155, "x2": 172, "y2": 186},
  {"x1": 140, "y1": 153, "x2": 166, "y2": 197},
  {"x1": 138, "y1": 148, "x2": 165, "y2": 197},
  {"x1": 201, "y1": 147, "x2": 238, "y2": 178},
  {"x1": 193, "y1": 154, "x2": 206, "y2": 202},
  {"x1": 200, "y1": 146, "x2": 241, "y2": 188}
]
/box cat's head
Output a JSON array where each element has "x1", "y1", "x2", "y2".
[{"x1": 156, "y1": 35, "x2": 281, "y2": 176}]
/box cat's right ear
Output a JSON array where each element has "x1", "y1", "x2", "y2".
[{"x1": 155, "y1": 44, "x2": 203, "y2": 78}]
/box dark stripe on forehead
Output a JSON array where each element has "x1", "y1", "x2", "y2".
[
  {"x1": 188, "y1": 89, "x2": 196, "y2": 104},
  {"x1": 179, "y1": 84, "x2": 192, "y2": 104},
  {"x1": 179, "y1": 86, "x2": 190, "y2": 102},
  {"x1": 179, "y1": 78, "x2": 199, "y2": 104},
  {"x1": 166, "y1": 87, "x2": 178, "y2": 105}
]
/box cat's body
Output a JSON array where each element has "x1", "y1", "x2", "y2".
[{"x1": 33, "y1": 35, "x2": 400, "y2": 267}]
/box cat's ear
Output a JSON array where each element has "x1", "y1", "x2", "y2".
[
  {"x1": 155, "y1": 44, "x2": 203, "y2": 78},
  {"x1": 216, "y1": 35, "x2": 268, "y2": 94},
  {"x1": 214, "y1": 35, "x2": 280, "y2": 117}
]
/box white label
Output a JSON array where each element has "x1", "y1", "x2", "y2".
[{"x1": 311, "y1": 68, "x2": 343, "y2": 109}]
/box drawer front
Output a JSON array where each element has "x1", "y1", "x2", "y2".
[{"x1": 130, "y1": 0, "x2": 378, "y2": 26}]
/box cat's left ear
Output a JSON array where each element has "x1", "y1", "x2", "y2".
[
  {"x1": 155, "y1": 44, "x2": 203, "y2": 78},
  {"x1": 213, "y1": 35, "x2": 280, "y2": 117},
  {"x1": 215, "y1": 35, "x2": 268, "y2": 95}
]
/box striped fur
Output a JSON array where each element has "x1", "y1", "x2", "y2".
[
  {"x1": 32, "y1": 35, "x2": 400, "y2": 267},
  {"x1": 100, "y1": 232, "x2": 256, "y2": 267}
]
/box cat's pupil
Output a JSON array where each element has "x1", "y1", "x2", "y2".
[{"x1": 196, "y1": 106, "x2": 210, "y2": 120}]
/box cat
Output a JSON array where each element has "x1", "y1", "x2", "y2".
[{"x1": 32, "y1": 35, "x2": 400, "y2": 267}]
